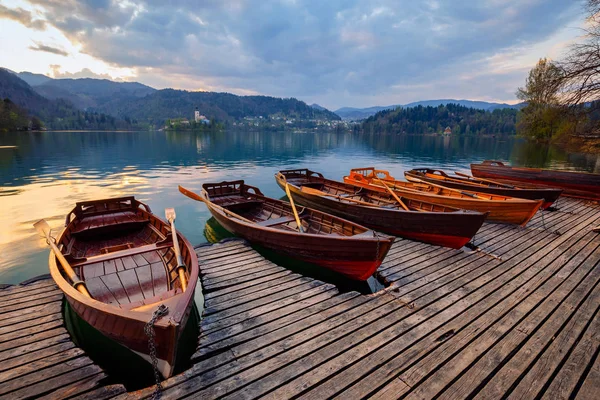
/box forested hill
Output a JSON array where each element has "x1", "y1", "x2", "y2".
[
  {"x1": 96, "y1": 89, "x2": 341, "y2": 124},
  {"x1": 0, "y1": 69, "x2": 135, "y2": 131},
  {"x1": 361, "y1": 103, "x2": 518, "y2": 135}
]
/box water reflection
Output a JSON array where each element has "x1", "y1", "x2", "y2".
[{"x1": 0, "y1": 130, "x2": 598, "y2": 285}]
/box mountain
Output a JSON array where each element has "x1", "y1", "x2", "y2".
[
  {"x1": 335, "y1": 99, "x2": 523, "y2": 120},
  {"x1": 28, "y1": 77, "x2": 156, "y2": 110},
  {"x1": 310, "y1": 103, "x2": 326, "y2": 111},
  {"x1": 0, "y1": 69, "x2": 137, "y2": 130},
  {"x1": 362, "y1": 103, "x2": 519, "y2": 135},
  {"x1": 0, "y1": 68, "x2": 53, "y2": 111},
  {"x1": 17, "y1": 72, "x2": 53, "y2": 86}
]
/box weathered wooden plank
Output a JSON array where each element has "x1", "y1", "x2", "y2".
[
  {"x1": 205, "y1": 273, "x2": 305, "y2": 309},
  {"x1": 542, "y1": 309, "x2": 600, "y2": 399},
  {"x1": 0, "y1": 355, "x2": 94, "y2": 396},
  {"x1": 575, "y1": 348, "x2": 600, "y2": 400},
  {"x1": 0, "y1": 280, "x2": 56, "y2": 299},
  {"x1": 203, "y1": 279, "x2": 322, "y2": 317},
  {"x1": 0, "y1": 293, "x2": 63, "y2": 315},
  {"x1": 0, "y1": 347, "x2": 85, "y2": 384},
  {"x1": 0, "y1": 285, "x2": 60, "y2": 303},
  {"x1": 200, "y1": 254, "x2": 266, "y2": 275},
  {"x1": 0, "y1": 312, "x2": 62, "y2": 336},
  {"x1": 288, "y1": 212, "x2": 600, "y2": 400},
  {"x1": 198, "y1": 290, "x2": 357, "y2": 347},
  {"x1": 0, "y1": 331, "x2": 70, "y2": 362},
  {"x1": 0, "y1": 363, "x2": 103, "y2": 400},
  {"x1": 204, "y1": 270, "x2": 294, "y2": 301},
  {"x1": 195, "y1": 292, "x2": 365, "y2": 360},
  {"x1": 0, "y1": 340, "x2": 76, "y2": 373},
  {"x1": 62, "y1": 383, "x2": 126, "y2": 400},
  {"x1": 203, "y1": 266, "x2": 287, "y2": 291},
  {"x1": 0, "y1": 319, "x2": 64, "y2": 346},
  {"x1": 471, "y1": 248, "x2": 600, "y2": 399},
  {"x1": 426, "y1": 240, "x2": 600, "y2": 400},
  {"x1": 201, "y1": 284, "x2": 338, "y2": 334},
  {"x1": 202, "y1": 260, "x2": 275, "y2": 282}
]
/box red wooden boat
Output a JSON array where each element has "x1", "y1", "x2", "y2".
[
  {"x1": 35, "y1": 197, "x2": 199, "y2": 379},
  {"x1": 404, "y1": 168, "x2": 562, "y2": 209},
  {"x1": 179, "y1": 182, "x2": 394, "y2": 281},
  {"x1": 471, "y1": 160, "x2": 600, "y2": 200},
  {"x1": 275, "y1": 169, "x2": 487, "y2": 249}
]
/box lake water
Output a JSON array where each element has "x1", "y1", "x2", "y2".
[{"x1": 1, "y1": 130, "x2": 599, "y2": 288}]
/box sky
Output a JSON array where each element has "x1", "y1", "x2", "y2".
[{"x1": 0, "y1": 0, "x2": 591, "y2": 110}]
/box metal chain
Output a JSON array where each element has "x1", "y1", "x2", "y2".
[{"x1": 144, "y1": 304, "x2": 169, "y2": 400}]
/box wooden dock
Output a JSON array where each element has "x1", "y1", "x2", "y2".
[{"x1": 1, "y1": 196, "x2": 600, "y2": 399}]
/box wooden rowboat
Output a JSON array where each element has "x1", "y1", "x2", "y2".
[
  {"x1": 275, "y1": 169, "x2": 487, "y2": 249},
  {"x1": 345, "y1": 167, "x2": 543, "y2": 226},
  {"x1": 179, "y1": 182, "x2": 394, "y2": 281},
  {"x1": 405, "y1": 168, "x2": 563, "y2": 209},
  {"x1": 471, "y1": 160, "x2": 600, "y2": 200},
  {"x1": 37, "y1": 197, "x2": 199, "y2": 379}
]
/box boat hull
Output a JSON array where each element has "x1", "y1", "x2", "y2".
[
  {"x1": 207, "y1": 203, "x2": 393, "y2": 281},
  {"x1": 471, "y1": 161, "x2": 600, "y2": 200},
  {"x1": 275, "y1": 174, "x2": 486, "y2": 249},
  {"x1": 345, "y1": 176, "x2": 542, "y2": 226},
  {"x1": 404, "y1": 170, "x2": 562, "y2": 209},
  {"x1": 63, "y1": 290, "x2": 194, "y2": 378}
]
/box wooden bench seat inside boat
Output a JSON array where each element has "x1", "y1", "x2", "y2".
[
  {"x1": 71, "y1": 211, "x2": 149, "y2": 237},
  {"x1": 256, "y1": 214, "x2": 308, "y2": 227}
]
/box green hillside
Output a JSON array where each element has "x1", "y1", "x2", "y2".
[{"x1": 362, "y1": 103, "x2": 519, "y2": 135}]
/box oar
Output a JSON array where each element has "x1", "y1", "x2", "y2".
[
  {"x1": 165, "y1": 208, "x2": 188, "y2": 292},
  {"x1": 373, "y1": 178, "x2": 410, "y2": 211},
  {"x1": 178, "y1": 185, "x2": 254, "y2": 224},
  {"x1": 284, "y1": 183, "x2": 304, "y2": 233},
  {"x1": 455, "y1": 171, "x2": 515, "y2": 188},
  {"x1": 408, "y1": 177, "x2": 490, "y2": 200},
  {"x1": 33, "y1": 220, "x2": 91, "y2": 298}
]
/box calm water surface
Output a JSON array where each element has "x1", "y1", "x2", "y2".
[{"x1": 1, "y1": 130, "x2": 599, "y2": 287}]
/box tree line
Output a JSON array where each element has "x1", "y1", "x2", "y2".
[{"x1": 361, "y1": 103, "x2": 518, "y2": 135}]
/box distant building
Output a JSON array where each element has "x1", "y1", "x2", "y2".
[
  {"x1": 443, "y1": 126, "x2": 452, "y2": 135},
  {"x1": 194, "y1": 108, "x2": 201, "y2": 122}
]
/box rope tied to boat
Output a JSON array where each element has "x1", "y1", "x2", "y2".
[{"x1": 144, "y1": 304, "x2": 169, "y2": 400}]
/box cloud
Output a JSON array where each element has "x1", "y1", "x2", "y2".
[
  {"x1": 48, "y1": 65, "x2": 120, "y2": 80},
  {"x1": 0, "y1": 4, "x2": 46, "y2": 30},
  {"x1": 10, "y1": 0, "x2": 587, "y2": 107},
  {"x1": 29, "y1": 42, "x2": 68, "y2": 56}
]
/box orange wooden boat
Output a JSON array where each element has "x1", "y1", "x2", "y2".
[
  {"x1": 471, "y1": 160, "x2": 600, "y2": 200},
  {"x1": 35, "y1": 197, "x2": 199, "y2": 379},
  {"x1": 179, "y1": 182, "x2": 394, "y2": 281},
  {"x1": 345, "y1": 167, "x2": 544, "y2": 226},
  {"x1": 404, "y1": 168, "x2": 562, "y2": 209}
]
